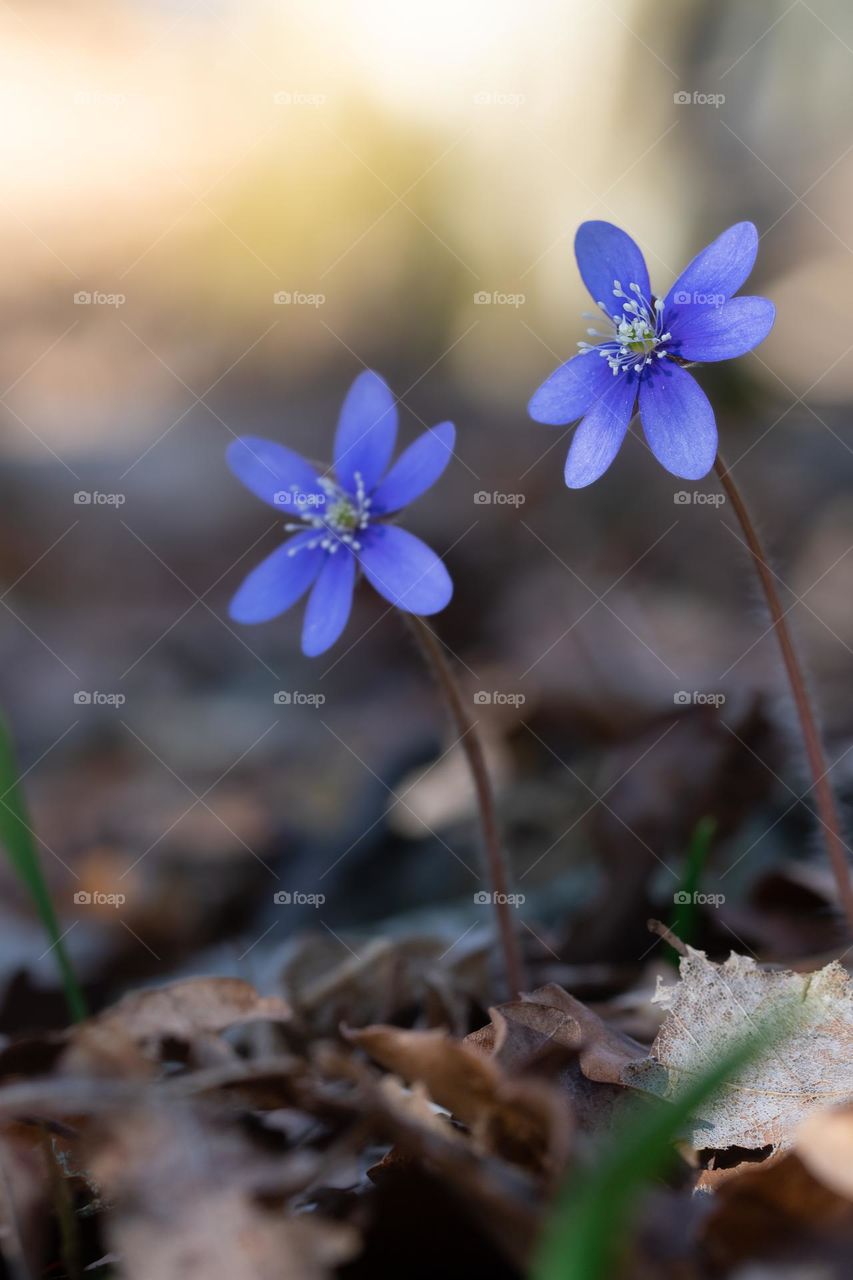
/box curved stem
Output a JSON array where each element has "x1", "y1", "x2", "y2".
[
  {"x1": 405, "y1": 615, "x2": 525, "y2": 998},
  {"x1": 715, "y1": 452, "x2": 853, "y2": 935}
]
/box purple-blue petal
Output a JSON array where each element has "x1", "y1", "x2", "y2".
[
  {"x1": 301, "y1": 548, "x2": 356, "y2": 656},
  {"x1": 564, "y1": 373, "x2": 638, "y2": 489},
  {"x1": 229, "y1": 532, "x2": 324, "y2": 624},
  {"x1": 670, "y1": 297, "x2": 776, "y2": 363},
  {"x1": 333, "y1": 370, "x2": 398, "y2": 495},
  {"x1": 639, "y1": 362, "x2": 717, "y2": 481},
  {"x1": 371, "y1": 422, "x2": 456, "y2": 515},
  {"x1": 528, "y1": 351, "x2": 616, "y2": 426},
  {"x1": 358, "y1": 525, "x2": 452, "y2": 615},
  {"x1": 575, "y1": 221, "x2": 651, "y2": 314},
  {"x1": 227, "y1": 437, "x2": 326, "y2": 512},
  {"x1": 664, "y1": 222, "x2": 759, "y2": 333}
]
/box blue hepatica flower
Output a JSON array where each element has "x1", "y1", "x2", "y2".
[
  {"x1": 528, "y1": 221, "x2": 776, "y2": 487},
  {"x1": 226, "y1": 371, "x2": 455, "y2": 656}
]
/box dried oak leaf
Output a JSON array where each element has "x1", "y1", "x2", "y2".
[
  {"x1": 63, "y1": 978, "x2": 291, "y2": 1077},
  {"x1": 465, "y1": 985, "x2": 648, "y2": 1136},
  {"x1": 348, "y1": 1023, "x2": 570, "y2": 1178},
  {"x1": 622, "y1": 947, "x2": 853, "y2": 1150}
]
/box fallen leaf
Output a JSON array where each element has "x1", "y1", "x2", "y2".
[
  {"x1": 65, "y1": 978, "x2": 290, "y2": 1076},
  {"x1": 86, "y1": 1102, "x2": 357, "y2": 1280},
  {"x1": 796, "y1": 1103, "x2": 853, "y2": 1200},
  {"x1": 622, "y1": 948, "x2": 853, "y2": 1150},
  {"x1": 348, "y1": 1023, "x2": 570, "y2": 1179}
]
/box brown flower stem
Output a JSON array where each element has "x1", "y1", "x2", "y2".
[
  {"x1": 405, "y1": 614, "x2": 525, "y2": 998},
  {"x1": 714, "y1": 452, "x2": 853, "y2": 935}
]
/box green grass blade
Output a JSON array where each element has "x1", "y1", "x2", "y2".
[
  {"x1": 0, "y1": 714, "x2": 86, "y2": 1022},
  {"x1": 668, "y1": 814, "x2": 716, "y2": 957},
  {"x1": 531, "y1": 1024, "x2": 772, "y2": 1280}
]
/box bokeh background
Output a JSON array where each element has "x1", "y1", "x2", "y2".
[{"x1": 2, "y1": 0, "x2": 853, "y2": 1027}]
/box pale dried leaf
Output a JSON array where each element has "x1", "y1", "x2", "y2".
[{"x1": 622, "y1": 948, "x2": 853, "y2": 1150}]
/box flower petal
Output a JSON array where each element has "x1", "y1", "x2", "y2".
[
  {"x1": 575, "y1": 221, "x2": 651, "y2": 313},
  {"x1": 229, "y1": 533, "x2": 324, "y2": 624},
  {"x1": 564, "y1": 373, "x2": 637, "y2": 488},
  {"x1": 371, "y1": 422, "x2": 456, "y2": 515},
  {"x1": 301, "y1": 548, "x2": 356, "y2": 657},
  {"x1": 670, "y1": 297, "x2": 776, "y2": 363},
  {"x1": 664, "y1": 222, "x2": 758, "y2": 333},
  {"x1": 639, "y1": 362, "x2": 717, "y2": 480},
  {"x1": 226, "y1": 437, "x2": 325, "y2": 512},
  {"x1": 528, "y1": 351, "x2": 616, "y2": 425},
  {"x1": 358, "y1": 525, "x2": 452, "y2": 615},
  {"x1": 334, "y1": 370, "x2": 398, "y2": 494}
]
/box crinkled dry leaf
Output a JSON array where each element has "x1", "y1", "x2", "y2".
[
  {"x1": 63, "y1": 978, "x2": 290, "y2": 1076},
  {"x1": 349, "y1": 1023, "x2": 570, "y2": 1178},
  {"x1": 465, "y1": 985, "x2": 647, "y2": 1136},
  {"x1": 622, "y1": 948, "x2": 853, "y2": 1150}
]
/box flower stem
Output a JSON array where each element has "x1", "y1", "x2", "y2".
[
  {"x1": 405, "y1": 614, "x2": 526, "y2": 997},
  {"x1": 714, "y1": 452, "x2": 853, "y2": 934}
]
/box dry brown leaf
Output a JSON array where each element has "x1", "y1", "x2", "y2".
[
  {"x1": 796, "y1": 1103, "x2": 853, "y2": 1200},
  {"x1": 348, "y1": 1023, "x2": 570, "y2": 1178},
  {"x1": 622, "y1": 947, "x2": 853, "y2": 1150},
  {"x1": 465, "y1": 986, "x2": 648, "y2": 1137},
  {"x1": 86, "y1": 1102, "x2": 357, "y2": 1280},
  {"x1": 700, "y1": 1150, "x2": 853, "y2": 1271},
  {"x1": 63, "y1": 978, "x2": 290, "y2": 1077}
]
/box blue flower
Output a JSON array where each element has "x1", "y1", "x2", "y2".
[
  {"x1": 226, "y1": 371, "x2": 455, "y2": 656},
  {"x1": 528, "y1": 221, "x2": 776, "y2": 487}
]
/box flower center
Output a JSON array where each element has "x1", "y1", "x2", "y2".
[
  {"x1": 285, "y1": 470, "x2": 372, "y2": 555},
  {"x1": 577, "y1": 280, "x2": 672, "y2": 376}
]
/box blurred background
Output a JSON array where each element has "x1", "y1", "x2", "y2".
[{"x1": 2, "y1": 0, "x2": 853, "y2": 1027}]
